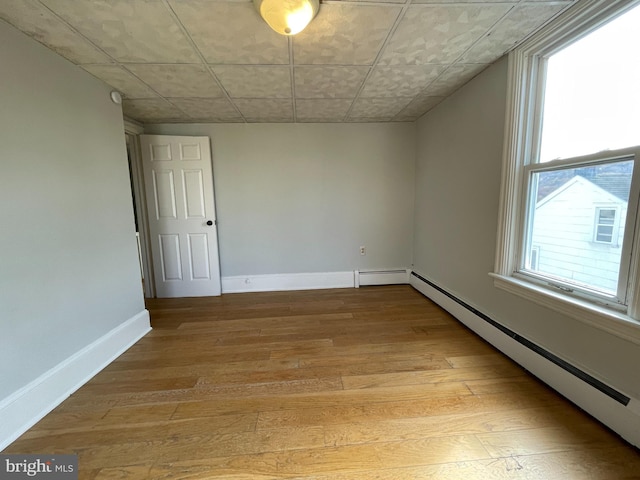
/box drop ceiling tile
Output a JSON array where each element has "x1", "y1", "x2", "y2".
[
  {"x1": 169, "y1": 0, "x2": 289, "y2": 65},
  {"x1": 123, "y1": 98, "x2": 190, "y2": 123},
  {"x1": 335, "y1": 0, "x2": 405, "y2": 3},
  {"x1": 421, "y1": 63, "x2": 488, "y2": 96},
  {"x1": 294, "y1": 66, "x2": 369, "y2": 99},
  {"x1": 294, "y1": 3, "x2": 401, "y2": 65},
  {"x1": 361, "y1": 65, "x2": 446, "y2": 98},
  {"x1": 349, "y1": 97, "x2": 412, "y2": 119},
  {"x1": 393, "y1": 94, "x2": 445, "y2": 121},
  {"x1": 126, "y1": 64, "x2": 224, "y2": 98},
  {"x1": 413, "y1": 0, "x2": 513, "y2": 3},
  {"x1": 379, "y1": 4, "x2": 513, "y2": 65},
  {"x1": 0, "y1": 0, "x2": 111, "y2": 64},
  {"x1": 168, "y1": 98, "x2": 244, "y2": 122},
  {"x1": 296, "y1": 99, "x2": 352, "y2": 122},
  {"x1": 234, "y1": 99, "x2": 294, "y2": 123},
  {"x1": 213, "y1": 66, "x2": 291, "y2": 98},
  {"x1": 40, "y1": 0, "x2": 200, "y2": 63},
  {"x1": 346, "y1": 117, "x2": 393, "y2": 123},
  {"x1": 460, "y1": 3, "x2": 570, "y2": 64},
  {"x1": 82, "y1": 65, "x2": 158, "y2": 98}
]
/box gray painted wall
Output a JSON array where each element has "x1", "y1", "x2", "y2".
[
  {"x1": 0, "y1": 21, "x2": 145, "y2": 400},
  {"x1": 413, "y1": 57, "x2": 640, "y2": 400},
  {"x1": 145, "y1": 123, "x2": 416, "y2": 277}
]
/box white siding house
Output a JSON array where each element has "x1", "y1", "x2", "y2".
[{"x1": 531, "y1": 175, "x2": 628, "y2": 294}]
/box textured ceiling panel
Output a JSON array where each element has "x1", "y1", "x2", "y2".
[
  {"x1": 361, "y1": 65, "x2": 446, "y2": 98},
  {"x1": 168, "y1": 98, "x2": 244, "y2": 122},
  {"x1": 296, "y1": 99, "x2": 353, "y2": 122},
  {"x1": 234, "y1": 99, "x2": 294, "y2": 122},
  {"x1": 213, "y1": 66, "x2": 292, "y2": 98},
  {"x1": 379, "y1": 4, "x2": 513, "y2": 65},
  {"x1": 1, "y1": 0, "x2": 576, "y2": 123},
  {"x1": 126, "y1": 64, "x2": 224, "y2": 98},
  {"x1": 40, "y1": 0, "x2": 201, "y2": 63},
  {"x1": 168, "y1": 0, "x2": 289, "y2": 65},
  {"x1": 394, "y1": 94, "x2": 445, "y2": 121},
  {"x1": 339, "y1": 0, "x2": 405, "y2": 3},
  {"x1": 122, "y1": 98, "x2": 190, "y2": 123},
  {"x1": 413, "y1": 0, "x2": 514, "y2": 3},
  {"x1": 82, "y1": 65, "x2": 158, "y2": 98},
  {"x1": 293, "y1": 3, "x2": 401, "y2": 65},
  {"x1": 349, "y1": 97, "x2": 412, "y2": 119},
  {"x1": 421, "y1": 63, "x2": 488, "y2": 97},
  {"x1": 294, "y1": 66, "x2": 370, "y2": 99},
  {"x1": 0, "y1": 0, "x2": 110, "y2": 64},
  {"x1": 460, "y1": 3, "x2": 569, "y2": 63}
]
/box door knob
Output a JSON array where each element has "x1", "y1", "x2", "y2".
[{"x1": 206, "y1": 220, "x2": 214, "y2": 226}]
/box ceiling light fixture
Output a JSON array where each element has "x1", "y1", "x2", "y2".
[{"x1": 253, "y1": 0, "x2": 319, "y2": 36}]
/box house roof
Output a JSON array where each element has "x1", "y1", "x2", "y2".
[
  {"x1": 537, "y1": 162, "x2": 633, "y2": 203},
  {"x1": 0, "y1": 0, "x2": 574, "y2": 124},
  {"x1": 537, "y1": 174, "x2": 629, "y2": 209},
  {"x1": 590, "y1": 174, "x2": 632, "y2": 201}
]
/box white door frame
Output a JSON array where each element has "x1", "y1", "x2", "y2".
[{"x1": 124, "y1": 121, "x2": 155, "y2": 298}]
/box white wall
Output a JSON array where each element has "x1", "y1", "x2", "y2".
[
  {"x1": 0, "y1": 21, "x2": 146, "y2": 401},
  {"x1": 413, "y1": 57, "x2": 640, "y2": 401},
  {"x1": 145, "y1": 123, "x2": 415, "y2": 277}
]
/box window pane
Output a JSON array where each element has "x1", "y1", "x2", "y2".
[
  {"x1": 596, "y1": 228, "x2": 613, "y2": 243},
  {"x1": 539, "y1": 5, "x2": 640, "y2": 163},
  {"x1": 526, "y1": 160, "x2": 632, "y2": 296},
  {"x1": 598, "y1": 209, "x2": 615, "y2": 223}
]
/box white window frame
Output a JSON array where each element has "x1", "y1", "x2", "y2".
[
  {"x1": 520, "y1": 153, "x2": 637, "y2": 307},
  {"x1": 492, "y1": 0, "x2": 640, "y2": 345}
]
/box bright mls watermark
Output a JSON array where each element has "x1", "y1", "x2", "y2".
[{"x1": 0, "y1": 455, "x2": 77, "y2": 479}]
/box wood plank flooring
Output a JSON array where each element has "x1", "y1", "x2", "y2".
[{"x1": 4, "y1": 285, "x2": 640, "y2": 479}]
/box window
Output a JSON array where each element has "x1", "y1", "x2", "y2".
[
  {"x1": 594, "y1": 207, "x2": 618, "y2": 244},
  {"x1": 494, "y1": 0, "x2": 640, "y2": 340},
  {"x1": 523, "y1": 159, "x2": 633, "y2": 301}
]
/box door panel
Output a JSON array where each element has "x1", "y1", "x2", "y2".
[
  {"x1": 187, "y1": 233, "x2": 211, "y2": 280},
  {"x1": 153, "y1": 170, "x2": 177, "y2": 219},
  {"x1": 159, "y1": 234, "x2": 182, "y2": 281},
  {"x1": 182, "y1": 169, "x2": 206, "y2": 218},
  {"x1": 141, "y1": 135, "x2": 221, "y2": 297}
]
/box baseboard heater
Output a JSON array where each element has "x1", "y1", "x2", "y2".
[
  {"x1": 355, "y1": 269, "x2": 410, "y2": 287},
  {"x1": 410, "y1": 271, "x2": 630, "y2": 406}
]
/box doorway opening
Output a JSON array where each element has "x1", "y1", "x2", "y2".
[{"x1": 125, "y1": 132, "x2": 154, "y2": 298}]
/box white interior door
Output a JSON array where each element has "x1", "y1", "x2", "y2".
[{"x1": 140, "y1": 135, "x2": 221, "y2": 297}]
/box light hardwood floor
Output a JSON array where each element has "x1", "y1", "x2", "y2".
[{"x1": 4, "y1": 286, "x2": 640, "y2": 479}]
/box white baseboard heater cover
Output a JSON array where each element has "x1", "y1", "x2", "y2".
[{"x1": 355, "y1": 269, "x2": 411, "y2": 287}]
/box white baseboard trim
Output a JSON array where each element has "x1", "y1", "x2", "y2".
[
  {"x1": 355, "y1": 268, "x2": 411, "y2": 287},
  {"x1": 410, "y1": 272, "x2": 640, "y2": 448},
  {"x1": 0, "y1": 310, "x2": 151, "y2": 451},
  {"x1": 222, "y1": 271, "x2": 355, "y2": 293}
]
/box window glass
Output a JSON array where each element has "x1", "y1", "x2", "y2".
[
  {"x1": 524, "y1": 159, "x2": 633, "y2": 297},
  {"x1": 539, "y1": 5, "x2": 640, "y2": 163}
]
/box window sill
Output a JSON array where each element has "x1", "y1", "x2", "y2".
[{"x1": 489, "y1": 273, "x2": 640, "y2": 345}]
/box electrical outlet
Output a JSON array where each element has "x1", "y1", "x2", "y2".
[{"x1": 360, "y1": 246, "x2": 366, "y2": 255}]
